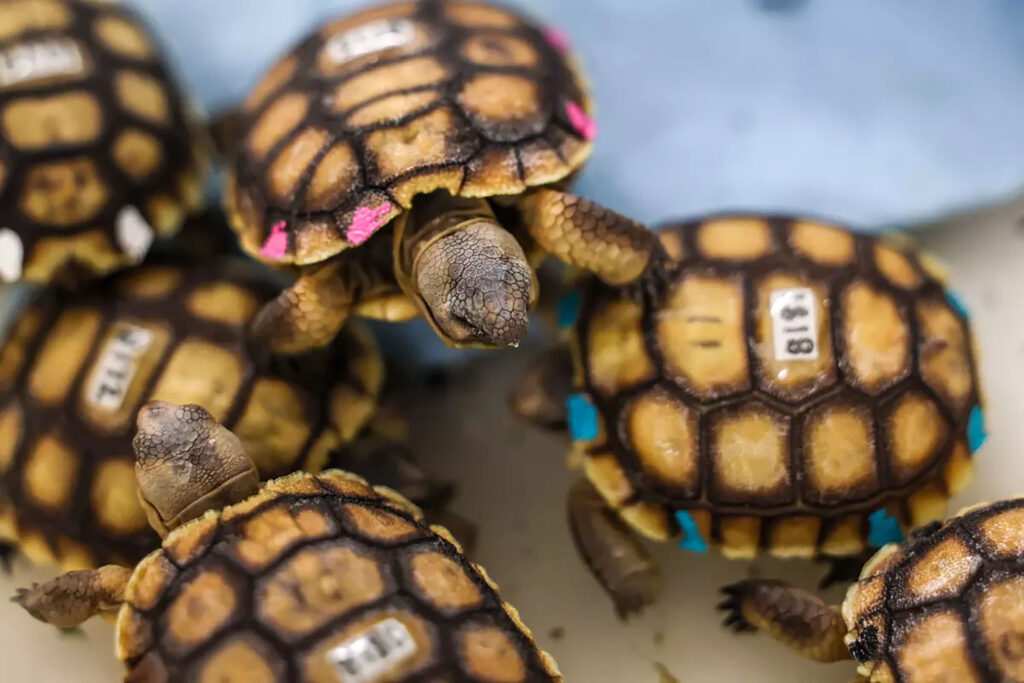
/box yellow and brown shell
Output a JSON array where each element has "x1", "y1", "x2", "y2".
[
  {"x1": 116, "y1": 469, "x2": 562, "y2": 682},
  {"x1": 0, "y1": 256, "x2": 383, "y2": 570},
  {"x1": 842, "y1": 497, "x2": 1024, "y2": 682},
  {"x1": 226, "y1": 0, "x2": 593, "y2": 267},
  {"x1": 0, "y1": 0, "x2": 208, "y2": 285},
  {"x1": 568, "y1": 214, "x2": 985, "y2": 560}
]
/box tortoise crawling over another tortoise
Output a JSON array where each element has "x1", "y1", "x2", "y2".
[
  {"x1": 16, "y1": 402, "x2": 563, "y2": 683},
  {"x1": 513, "y1": 213, "x2": 986, "y2": 615},
  {"x1": 720, "y1": 497, "x2": 1024, "y2": 682},
  {"x1": 226, "y1": 0, "x2": 659, "y2": 354},
  {"x1": 0, "y1": 256, "x2": 383, "y2": 569},
  {"x1": 0, "y1": 0, "x2": 208, "y2": 286}
]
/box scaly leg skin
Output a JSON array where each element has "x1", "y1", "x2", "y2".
[
  {"x1": 519, "y1": 188, "x2": 662, "y2": 287},
  {"x1": 250, "y1": 259, "x2": 356, "y2": 355},
  {"x1": 568, "y1": 479, "x2": 660, "y2": 619},
  {"x1": 719, "y1": 579, "x2": 852, "y2": 663},
  {"x1": 13, "y1": 565, "x2": 132, "y2": 629},
  {"x1": 509, "y1": 346, "x2": 574, "y2": 429}
]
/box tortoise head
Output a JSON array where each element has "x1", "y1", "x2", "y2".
[
  {"x1": 132, "y1": 401, "x2": 259, "y2": 536},
  {"x1": 413, "y1": 218, "x2": 536, "y2": 349}
]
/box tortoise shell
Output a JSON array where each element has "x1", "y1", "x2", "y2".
[
  {"x1": 0, "y1": 258, "x2": 383, "y2": 570},
  {"x1": 226, "y1": 0, "x2": 593, "y2": 267},
  {"x1": 568, "y1": 214, "x2": 985, "y2": 559},
  {"x1": 842, "y1": 498, "x2": 1024, "y2": 682},
  {"x1": 0, "y1": 0, "x2": 208, "y2": 285},
  {"x1": 116, "y1": 469, "x2": 562, "y2": 682}
]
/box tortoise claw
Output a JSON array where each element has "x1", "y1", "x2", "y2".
[
  {"x1": 611, "y1": 590, "x2": 657, "y2": 621},
  {"x1": 718, "y1": 582, "x2": 757, "y2": 633},
  {"x1": 11, "y1": 584, "x2": 35, "y2": 604}
]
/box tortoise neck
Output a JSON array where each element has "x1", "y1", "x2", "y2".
[{"x1": 397, "y1": 192, "x2": 498, "y2": 275}]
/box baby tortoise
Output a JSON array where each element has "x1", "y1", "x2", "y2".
[
  {"x1": 15, "y1": 402, "x2": 563, "y2": 683},
  {"x1": 0, "y1": 0, "x2": 208, "y2": 286},
  {"x1": 0, "y1": 258, "x2": 383, "y2": 569},
  {"x1": 721, "y1": 497, "x2": 1024, "y2": 682},
  {"x1": 513, "y1": 214, "x2": 986, "y2": 616},
  {"x1": 226, "y1": 0, "x2": 658, "y2": 354}
]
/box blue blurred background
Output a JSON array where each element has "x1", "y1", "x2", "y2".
[
  {"x1": 129, "y1": 0, "x2": 1024, "y2": 229},
  {"x1": 122, "y1": 0, "x2": 1024, "y2": 366}
]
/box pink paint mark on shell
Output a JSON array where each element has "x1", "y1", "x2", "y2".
[
  {"x1": 565, "y1": 100, "x2": 597, "y2": 141},
  {"x1": 260, "y1": 220, "x2": 289, "y2": 260},
  {"x1": 543, "y1": 26, "x2": 571, "y2": 53},
  {"x1": 347, "y1": 203, "x2": 393, "y2": 245}
]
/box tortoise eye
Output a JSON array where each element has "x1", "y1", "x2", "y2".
[{"x1": 849, "y1": 624, "x2": 880, "y2": 662}]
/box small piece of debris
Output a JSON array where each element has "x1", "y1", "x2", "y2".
[
  {"x1": 655, "y1": 662, "x2": 680, "y2": 682},
  {"x1": 548, "y1": 626, "x2": 565, "y2": 640},
  {"x1": 653, "y1": 631, "x2": 665, "y2": 646}
]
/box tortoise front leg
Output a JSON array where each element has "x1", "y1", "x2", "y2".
[
  {"x1": 13, "y1": 565, "x2": 132, "y2": 629},
  {"x1": 251, "y1": 259, "x2": 356, "y2": 355},
  {"x1": 719, "y1": 579, "x2": 852, "y2": 663},
  {"x1": 519, "y1": 189, "x2": 661, "y2": 286},
  {"x1": 568, "y1": 478, "x2": 660, "y2": 618}
]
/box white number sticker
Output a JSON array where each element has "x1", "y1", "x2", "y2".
[
  {"x1": 327, "y1": 618, "x2": 417, "y2": 683},
  {"x1": 770, "y1": 288, "x2": 819, "y2": 361},
  {"x1": 0, "y1": 38, "x2": 85, "y2": 89},
  {"x1": 324, "y1": 18, "x2": 416, "y2": 65},
  {"x1": 87, "y1": 323, "x2": 154, "y2": 411},
  {"x1": 115, "y1": 206, "x2": 155, "y2": 263}
]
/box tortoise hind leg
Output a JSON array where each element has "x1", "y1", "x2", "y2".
[
  {"x1": 251, "y1": 259, "x2": 356, "y2": 355},
  {"x1": 13, "y1": 565, "x2": 132, "y2": 629},
  {"x1": 519, "y1": 188, "x2": 662, "y2": 286},
  {"x1": 718, "y1": 579, "x2": 851, "y2": 663},
  {"x1": 568, "y1": 478, "x2": 660, "y2": 619}
]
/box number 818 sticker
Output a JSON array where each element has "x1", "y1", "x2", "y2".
[{"x1": 770, "y1": 288, "x2": 819, "y2": 361}]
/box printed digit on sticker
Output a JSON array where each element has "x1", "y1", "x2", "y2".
[
  {"x1": 770, "y1": 288, "x2": 819, "y2": 361},
  {"x1": 324, "y1": 18, "x2": 416, "y2": 65},
  {"x1": 327, "y1": 618, "x2": 417, "y2": 683},
  {"x1": 86, "y1": 323, "x2": 154, "y2": 411},
  {"x1": 0, "y1": 38, "x2": 85, "y2": 89}
]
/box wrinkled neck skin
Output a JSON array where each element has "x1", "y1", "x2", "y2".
[{"x1": 396, "y1": 192, "x2": 501, "y2": 281}]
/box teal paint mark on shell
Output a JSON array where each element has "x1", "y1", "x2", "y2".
[
  {"x1": 968, "y1": 405, "x2": 988, "y2": 453},
  {"x1": 946, "y1": 291, "x2": 970, "y2": 319},
  {"x1": 868, "y1": 508, "x2": 905, "y2": 548},
  {"x1": 557, "y1": 291, "x2": 582, "y2": 329},
  {"x1": 566, "y1": 393, "x2": 598, "y2": 441},
  {"x1": 675, "y1": 510, "x2": 709, "y2": 554}
]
